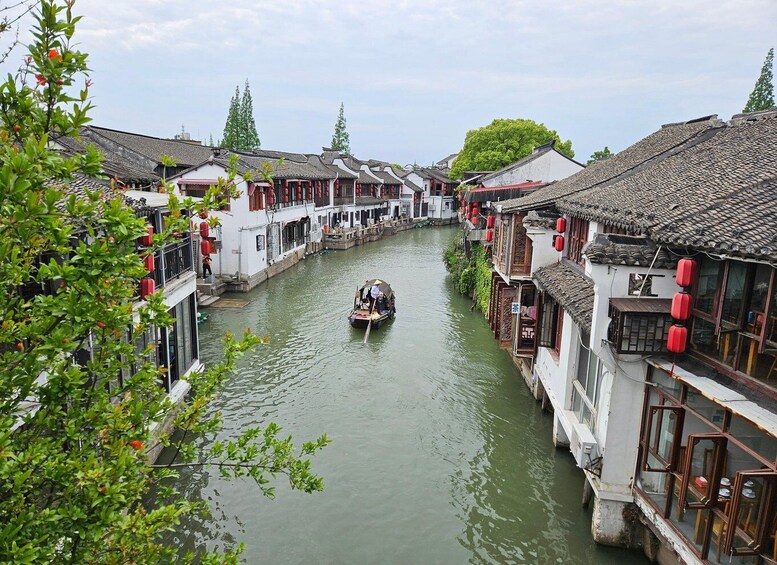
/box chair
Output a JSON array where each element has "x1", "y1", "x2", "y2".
[{"x1": 710, "y1": 503, "x2": 730, "y2": 562}]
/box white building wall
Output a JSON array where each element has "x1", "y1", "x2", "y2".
[
  {"x1": 482, "y1": 151, "x2": 584, "y2": 187},
  {"x1": 176, "y1": 163, "x2": 316, "y2": 280}
]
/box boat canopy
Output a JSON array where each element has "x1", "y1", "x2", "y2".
[{"x1": 359, "y1": 279, "x2": 394, "y2": 298}]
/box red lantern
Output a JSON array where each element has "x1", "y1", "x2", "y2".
[
  {"x1": 143, "y1": 254, "x2": 155, "y2": 273},
  {"x1": 199, "y1": 222, "x2": 210, "y2": 238},
  {"x1": 556, "y1": 217, "x2": 567, "y2": 233},
  {"x1": 323, "y1": 224, "x2": 329, "y2": 234},
  {"x1": 486, "y1": 216, "x2": 495, "y2": 228},
  {"x1": 554, "y1": 235, "x2": 565, "y2": 252},
  {"x1": 201, "y1": 239, "x2": 211, "y2": 256},
  {"x1": 676, "y1": 258, "x2": 697, "y2": 288},
  {"x1": 667, "y1": 324, "x2": 688, "y2": 353},
  {"x1": 199, "y1": 209, "x2": 209, "y2": 220},
  {"x1": 297, "y1": 187, "x2": 302, "y2": 199},
  {"x1": 267, "y1": 190, "x2": 275, "y2": 205},
  {"x1": 139, "y1": 225, "x2": 153, "y2": 247},
  {"x1": 671, "y1": 292, "x2": 693, "y2": 321},
  {"x1": 485, "y1": 229, "x2": 494, "y2": 242},
  {"x1": 140, "y1": 277, "x2": 155, "y2": 299}
]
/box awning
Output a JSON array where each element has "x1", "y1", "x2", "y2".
[{"x1": 648, "y1": 358, "x2": 777, "y2": 438}]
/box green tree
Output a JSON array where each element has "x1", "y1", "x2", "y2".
[
  {"x1": 330, "y1": 102, "x2": 350, "y2": 153},
  {"x1": 0, "y1": 3, "x2": 327, "y2": 563},
  {"x1": 240, "y1": 79, "x2": 260, "y2": 150},
  {"x1": 449, "y1": 118, "x2": 574, "y2": 179},
  {"x1": 587, "y1": 146, "x2": 613, "y2": 165},
  {"x1": 743, "y1": 48, "x2": 775, "y2": 113},
  {"x1": 221, "y1": 85, "x2": 241, "y2": 151}
]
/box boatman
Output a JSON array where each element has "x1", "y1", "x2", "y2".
[{"x1": 370, "y1": 283, "x2": 381, "y2": 311}]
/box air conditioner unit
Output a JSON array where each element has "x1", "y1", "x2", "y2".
[{"x1": 571, "y1": 422, "x2": 598, "y2": 469}]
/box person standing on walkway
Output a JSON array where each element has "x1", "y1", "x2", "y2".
[{"x1": 202, "y1": 255, "x2": 213, "y2": 277}]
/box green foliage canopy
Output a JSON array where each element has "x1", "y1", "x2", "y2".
[
  {"x1": 743, "y1": 48, "x2": 775, "y2": 113},
  {"x1": 449, "y1": 118, "x2": 574, "y2": 179},
  {"x1": 587, "y1": 146, "x2": 613, "y2": 165},
  {"x1": 0, "y1": 4, "x2": 326, "y2": 563}
]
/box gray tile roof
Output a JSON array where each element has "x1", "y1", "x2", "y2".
[
  {"x1": 203, "y1": 152, "x2": 335, "y2": 181},
  {"x1": 533, "y1": 262, "x2": 595, "y2": 333},
  {"x1": 424, "y1": 167, "x2": 455, "y2": 183},
  {"x1": 583, "y1": 233, "x2": 677, "y2": 268},
  {"x1": 560, "y1": 111, "x2": 777, "y2": 264},
  {"x1": 369, "y1": 169, "x2": 401, "y2": 184},
  {"x1": 522, "y1": 210, "x2": 559, "y2": 230},
  {"x1": 55, "y1": 135, "x2": 160, "y2": 185},
  {"x1": 501, "y1": 116, "x2": 723, "y2": 213},
  {"x1": 86, "y1": 126, "x2": 214, "y2": 167},
  {"x1": 357, "y1": 170, "x2": 381, "y2": 184}
]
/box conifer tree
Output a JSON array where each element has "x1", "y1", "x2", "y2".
[
  {"x1": 743, "y1": 48, "x2": 775, "y2": 113},
  {"x1": 240, "y1": 80, "x2": 261, "y2": 150},
  {"x1": 331, "y1": 102, "x2": 351, "y2": 154},
  {"x1": 221, "y1": 85, "x2": 241, "y2": 150}
]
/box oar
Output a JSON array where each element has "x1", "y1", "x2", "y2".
[{"x1": 363, "y1": 299, "x2": 377, "y2": 344}]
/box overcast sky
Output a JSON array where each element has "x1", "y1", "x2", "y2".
[{"x1": 12, "y1": 0, "x2": 777, "y2": 165}]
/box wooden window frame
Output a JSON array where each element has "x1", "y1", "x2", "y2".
[
  {"x1": 567, "y1": 216, "x2": 589, "y2": 265},
  {"x1": 538, "y1": 293, "x2": 560, "y2": 350},
  {"x1": 641, "y1": 405, "x2": 685, "y2": 473},
  {"x1": 724, "y1": 470, "x2": 777, "y2": 556},
  {"x1": 678, "y1": 433, "x2": 727, "y2": 511},
  {"x1": 248, "y1": 188, "x2": 264, "y2": 211}
]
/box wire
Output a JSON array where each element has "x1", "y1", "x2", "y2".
[{"x1": 639, "y1": 244, "x2": 663, "y2": 296}]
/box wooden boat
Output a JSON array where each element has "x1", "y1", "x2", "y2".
[{"x1": 348, "y1": 279, "x2": 396, "y2": 329}]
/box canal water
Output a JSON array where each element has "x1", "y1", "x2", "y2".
[{"x1": 171, "y1": 226, "x2": 644, "y2": 564}]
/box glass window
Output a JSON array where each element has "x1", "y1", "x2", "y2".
[
  {"x1": 686, "y1": 389, "x2": 726, "y2": 429},
  {"x1": 747, "y1": 264, "x2": 771, "y2": 315},
  {"x1": 694, "y1": 257, "x2": 723, "y2": 315},
  {"x1": 728, "y1": 414, "x2": 777, "y2": 464},
  {"x1": 650, "y1": 369, "x2": 682, "y2": 401},
  {"x1": 725, "y1": 471, "x2": 777, "y2": 558},
  {"x1": 643, "y1": 406, "x2": 684, "y2": 472},
  {"x1": 538, "y1": 293, "x2": 559, "y2": 349},
  {"x1": 721, "y1": 262, "x2": 748, "y2": 328}
]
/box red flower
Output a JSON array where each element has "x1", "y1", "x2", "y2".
[
  {"x1": 48, "y1": 49, "x2": 60, "y2": 59},
  {"x1": 16, "y1": 342, "x2": 24, "y2": 351},
  {"x1": 35, "y1": 74, "x2": 46, "y2": 86},
  {"x1": 96, "y1": 321, "x2": 106, "y2": 329},
  {"x1": 129, "y1": 440, "x2": 143, "y2": 450},
  {"x1": 13, "y1": 125, "x2": 20, "y2": 132}
]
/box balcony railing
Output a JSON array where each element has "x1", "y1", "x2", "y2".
[
  {"x1": 162, "y1": 237, "x2": 193, "y2": 283},
  {"x1": 334, "y1": 196, "x2": 353, "y2": 206}
]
